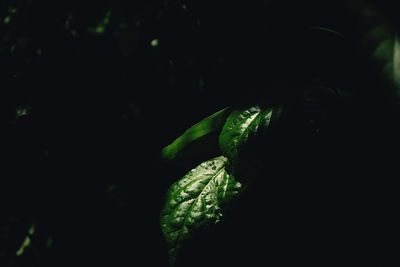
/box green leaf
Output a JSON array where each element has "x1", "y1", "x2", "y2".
[
  {"x1": 88, "y1": 9, "x2": 112, "y2": 35},
  {"x1": 162, "y1": 108, "x2": 231, "y2": 160},
  {"x1": 349, "y1": 0, "x2": 400, "y2": 92},
  {"x1": 219, "y1": 106, "x2": 275, "y2": 162},
  {"x1": 161, "y1": 156, "x2": 242, "y2": 265},
  {"x1": 15, "y1": 224, "x2": 35, "y2": 256},
  {"x1": 366, "y1": 26, "x2": 400, "y2": 91}
]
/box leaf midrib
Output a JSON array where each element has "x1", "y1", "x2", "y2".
[
  {"x1": 234, "y1": 109, "x2": 262, "y2": 148},
  {"x1": 174, "y1": 167, "x2": 225, "y2": 247}
]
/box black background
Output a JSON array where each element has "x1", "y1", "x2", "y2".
[{"x1": 1, "y1": 1, "x2": 399, "y2": 266}]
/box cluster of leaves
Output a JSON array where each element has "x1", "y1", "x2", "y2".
[
  {"x1": 159, "y1": 1, "x2": 400, "y2": 266},
  {"x1": 161, "y1": 104, "x2": 282, "y2": 264}
]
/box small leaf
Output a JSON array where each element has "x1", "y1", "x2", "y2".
[
  {"x1": 161, "y1": 156, "x2": 242, "y2": 265},
  {"x1": 162, "y1": 108, "x2": 231, "y2": 160},
  {"x1": 219, "y1": 106, "x2": 276, "y2": 162},
  {"x1": 88, "y1": 9, "x2": 112, "y2": 35},
  {"x1": 15, "y1": 224, "x2": 35, "y2": 256}
]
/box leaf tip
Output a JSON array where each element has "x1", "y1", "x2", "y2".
[{"x1": 162, "y1": 145, "x2": 176, "y2": 160}]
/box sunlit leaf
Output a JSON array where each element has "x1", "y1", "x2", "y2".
[
  {"x1": 162, "y1": 108, "x2": 231, "y2": 160},
  {"x1": 219, "y1": 106, "x2": 276, "y2": 162},
  {"x1": 161, "y1": 156, "x2": 242, "y2": 265}
]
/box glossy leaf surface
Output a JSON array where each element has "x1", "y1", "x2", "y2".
[
  {"x1": 219, "y1": 106, "x2": 274, "y2": 162},
  {"x1": 161, "y1": 156, "x2": 241, "y2": 265}
]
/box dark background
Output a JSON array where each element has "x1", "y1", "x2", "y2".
[{"x1": 1, "y1": 1, "x2": 399, "y2": 266}]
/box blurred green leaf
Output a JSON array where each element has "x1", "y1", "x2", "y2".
[
  {"x1": 88, "y1": 9, "x2": 112, "y2": 35},
  {"x1": 350, "y1": 0, "x2": 400, "y2": 93},
  {"x1": 366, "y1": 26, "x2": 400, "y2": 91},
  {"x1": 4, "y1": 16, "x2": 11, "y2": 24},
  {"x1": 15, "y1": 224, "x2": 35, "y2": 257}
]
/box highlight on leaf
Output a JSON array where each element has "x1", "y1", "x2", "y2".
[
  {"x1": 161, "y1": 156, "x2": 242, "y2": 265},
  {"x1": 219, "y1": 106, "x2": 276, "y2": 162},
  {"x1": 162, "y1": 107, "x2": 231, "y2": 160}
]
